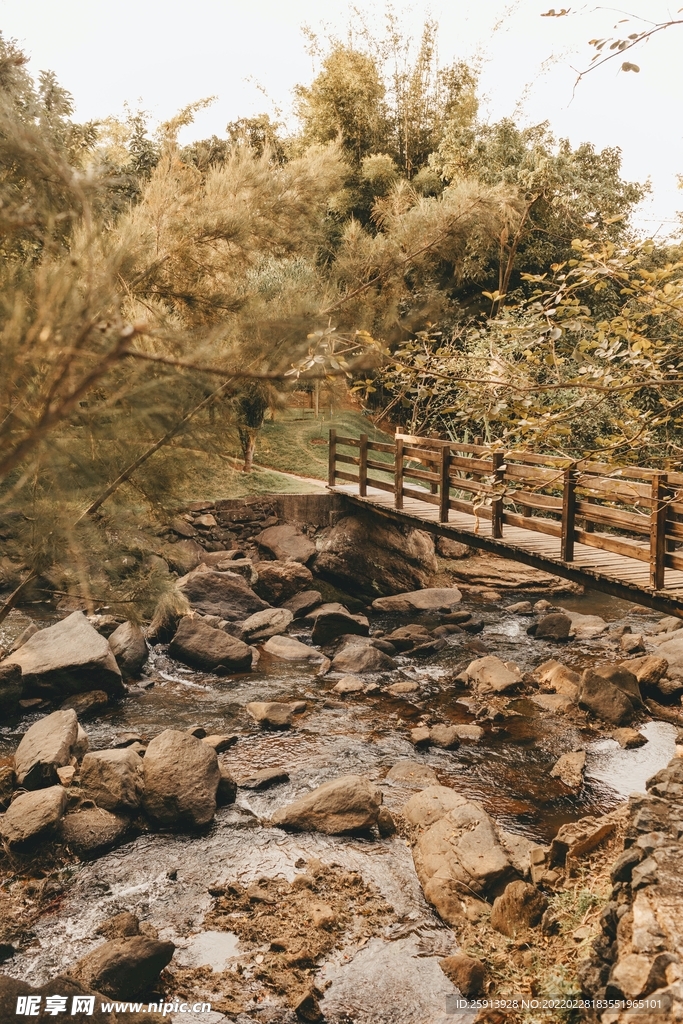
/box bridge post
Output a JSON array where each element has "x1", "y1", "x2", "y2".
[
  {"x1": 359, "y1": 434, "x2": 368, "y2": 496},
  {"x1": 561, "y1": 465, "x2": 577, "y2": 561},
  {"x1": 650, "y1": 473, "x2": 667, "y2": 590},
  {"x1": 395, "y1": 436, "x2": 404, "y2": 509},
  {"x1": 491, "y1": 451, "x2": 504, "y2": 538},
  {"x1": 328, "y1": 429, "x2": 337, "y2": 487},
  {"x1": 439, "y1": 444, "x2": 451, "y2": 522}
]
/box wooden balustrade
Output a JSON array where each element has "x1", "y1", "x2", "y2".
[{"x1": 328, "y1": 429, "x2": 678, "y2": 592}]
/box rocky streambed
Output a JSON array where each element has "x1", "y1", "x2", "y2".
[{"x1": 1, "y1": 517, "x2": 683, "y2": 1023}]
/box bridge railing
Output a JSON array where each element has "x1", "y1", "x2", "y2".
[{"x1": 328, "y1": 429, "x2": 683, "y2": 590}]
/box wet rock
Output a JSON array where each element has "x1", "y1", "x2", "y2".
[
  {"x1": 177, "y1": 565, "x2": 268, "y2": 620},
  {"x1": 386, "y1": 760, "x2": 438, "y2": 788},
  {"x1": 0, "y1": 766, "x2": 14, "y2": 810},
  {"x1": 410, "y1": 638, "x2": 447, "y2": 658},
  {"x1": 333, "y1": 675, "x2": 365, "y2": 694},
  {"x1": 60, "y1": 690, "x2": 109, "y2": 718},
  {"x1": 59, "y1": 807, "x2": 131, "y2": 858},
  {"x1": 314, "y1": 514, "x2": 438, "y2": 600},
  {"x1": 621, "y1": 655, "x2": 668, "y2": 687},
  {"x1": 377, "y1": 806, "x2": 396, "y2": 837},
  {"x1": 402, "y1": 786, "x2": 468, "y2": 829},
  {"x1": 613, "y1": 727, "x2": 647, "y2": 749},
  {"x1": 3, "y1": 612, "x2": 123, "y2": 698},
  {"x1": 508, "y1": 601, "x2": 533, "y2": 614},
  {"x1": 490, "y1": 880, "x2": 548, "y2": 937},
  {"x1": 0, "y1": 662, "x2": 22, "y2": 716},
  {"x1": 534, "y1": 659, "x2": 580, "y2": 698},
  {"x1": 578, "y1": 665, "x2": 642, "y2": 725},
  {"x1": 142, "y1": 729, "x2": 219, "y2": 829},
  {"x1": 311, "y1": 609, "x2": 369, "y2": 645},
  {"x1": 246, "y1": 701, "x2": 297, "y2": 728},
  {"x1": 80, "y1": 748, "x2": 143, "y2": 812},
  {"x1": 239, "y1": 607, "x2": 293, "y2": 642},
  {"x1": 240, "y1": 767, "x2": 290, "y2": 791},
  {"x1": 429, "y1": 725, "x2": 461, "y2": 749},
  {"x1": 14, "y1": 709, "x2": 79, "y2": 789},
  {"x1": 550, "y1": 750, "x2": 586, "y2": 789},
  {"x1": 0, "y1": 786, "x2": 67, "y2": 845},
  {"x1": 272, "y1": 774, "x2": 381, "y2": 835},
  {"x1": 108, "y1": 621, "x2": 148, "y2": 681},
  {"x1": 69, "y1": 936, "x2": 175, "y2": 999},
  {"x1": 216, "y1": 766, "x2": 237, "y2": 806},
  {"x1": 451, "y1": 723, "x2": 484, "y2": 742},
  {"x1": 254, "y1": 560, "x2": 315, "y2": 604},
  {"x1": 562, "y1": 609, "x2": 608, "y2": 639},
  {"x1": 651, "y1": 614, "x2": 683, "y2": 634},
  {"x1": 384, "y1": 624, "x2": 431, "y2": 651},
  {"x1": 282, "y1": 590, "x2": 323, "y2": 618},
  {"x1": 532, "y1": 612, "x2": 571, "y2": 641},
  {"x1": 387, "y1": 680, "x2": 418, "y2": 695},
  {"x1": 439, "y1": 954, "x2": 486, "y2": 998},
  {"x1": 330, "y1": 644, "x2": 396, "y2": 674},
  {"x1": 262, "y1": 635, "x2": 325, "y2": 663},
  {"x1": 372, "y1": 587, "x2": 462, "y2": 614},
  {"x1": 202, "y1": 734, "x2": 237, "y2": 753},
  {"x1": 168, "y1": 616, "x2": 252, "y2": 674},
  {"x1": 620, "y1": 633, "x2": 646, "y2": 655},
  {"x1": 257, "y1": 523, "x2": 316, "y2": 564},
  {"x1": 409, "y1": 726, "x2": 432, "y2": 747},
  {"x1": 465, "y1": 655, "x2": 521, "y2": 695},
  {"x1": 432, "y1": 624, "x2": 462, "y2": 638}
]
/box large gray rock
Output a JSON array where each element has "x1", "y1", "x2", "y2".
[
  {"x1": 0, "y1": 662, "x2": 22, "y2": 716},
  {"x1": 59, "y1": 807, "x2": 131, "y2": 858},
  {"x1": 578, "y1": 665, "x2": 642, "y2": 725},
  {"x1": 330, "y1": 644, "x2": 397, "y2": 674},
  {"x1": 311, "y1": 609, "x2": 369, "y2": 645},
  {"x1": 0, "y1": 786, "x2": 67, "y2": 845},
  {"x1": 372, "y1": 587, "x2": 462, "y2": 614},
  {"x1": 168, "y1": 617, "x2": 252, "y2": 674},
  {"x1": 257, "y1": 524, "x2": 316, "y2": 564},
  {"x1": 142, "y1": 729, "x2": 220, "y2": 829},
  {"x1": 272, "y1": 774, "x2": 381, "y2": 834},
  {"x1": 177, "y1": 565, "x2": 268, "y2": 620},
  {"x1": 314, "y1": 514, "x2": 438, "y2": 601},
  {"x1": 80, "y1": 748, "x2": 143, "y2": 812},
  {"x1": 254, "y1": 560, "x2": 314, "y2": 604},
  {"x1": 262, "y1": 635, "x2": 325, "y2": 662},
  {"x1": 465, "y1": 656, "x2": 521, "y2": 695},
  {"x1": 239, "y1": 607, "x2": 293, "y2": 642},
  {"x1": 3, "y1": 612, "x2": 123, "y2": 698},
  {"x1": 108, "y1": 621, "x2": 148, "y2": 681},
  {"x1": 14, "y1": 709, "x2": 79, "y2": 789},
  {"x1": 69, "y1": 935, "x2": 175, "y2": 998}
]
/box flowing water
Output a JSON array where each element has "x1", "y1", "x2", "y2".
[{"x1": 0, "y1": 591, "x2": 678, "y2": 1023}]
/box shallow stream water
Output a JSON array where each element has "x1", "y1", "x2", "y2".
[{"x1": 0, "y1": 590, "x2": 678, "y2": 1023}]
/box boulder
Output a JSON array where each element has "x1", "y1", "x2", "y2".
[
  {"x1": 108, "y1": 621, "x2": 148, "y2": 680},
  {"x1": 168, "y1": 617, "x2": 252, "y2": 674},
  {"x1": 142, "y1": 729, "x2": 220, "y2": 829},
  {"x1": 613, "y1": 727, "x2": 647, "y2": 749},
  {"x1": 465, "y1": 656, "x2": 521, "y2": 695},
  {"x1": 246, "y1": 701, "x2": 297, "y2": 728},
  {"x1": 372, "y1": 587, "x2": 462, "y2": 614},
  {"x1": 282, "y1": 590, "x2": 323, "y2": 618},
  {"x1": 177, "y1": 565, "x2": 268, "y2": 620},
  {"x1": 330, "y1": 645, "x2": 397, "y2": 674},
  {"x1": 14, "y1": 709, "x2": 79, "y2": 789},
  {"x1": 80, "y1": 748, "x2": 143, "y2": 812},
  {"x1": 384, "y1": 624, "x2": 432, "y2": 652},
  {"x1": 0, "y1": 786, "x2": 67, "y2": 845},
  {"x1": 60, "y1": 690, "x2": 109, "y2": 717},
  {"x1": 0, "y1": 662, "x2": 22, "y2": 716},
  {"x1": 69, "y1": 936, "x2": 175, "y2": 999},
  {"x1": 314, "y1": 514, "x2": 438, "y2": 601},
  {"x1": 550, "y1": 750, "x2": 586, "y2": 789},
  {"x1": 0, "y1": 766, "x2": 14, "y2": 810},
  {"x1": 413, "y1": 801, "x2": 516, "y2": 913},
  {"x1": 439, "y1": 954, "x2": 486, "y2": 998},
  {"x1": 620, "y1": 656, "x2": 668, "y2": 687},
  {"x1": 429, "y1": 725, "x2": 461, "y2": 750},
  {"x1": 262, "y1": 635, "x2": 325, "y2": 663},
  {"x1": 578, "y1": 665, "x2": 642, "y2": 725},
  {"x1": 254, "y1": 560, "x2": 314, "y2": 604},
  {"x1": 385, "y1": 760, "x2": 438, "y2": 788},
  {"x1": 3, "y1": 612, "x2": 123, "y2": 697},
  {"x1": 311, "y1": 609, "x2": 369, "y2": 646},
  {"x1": 534, "y1": 659, "x2": 580, "y2": 698},
  {"x1": 257, "y1": 524, "x2": 316, "y2": 564},
  {"x1": 561, "y1": 609, "x2": 608, "y2": 640},
  {"x1": 59, "y1": 807, "x2": 131, "y2": 858},
  {"x1": 333, "y1": 675, "x2": 365, "y2": 694},
  {"x1": 533, "y1": 612, "x2": 571, "y2": 641},
  {"x1": 403, "y1": 786, "x2": 467, "y2": 828},
  {"x1": 271, "y1": 774, "x2": 381, "y2": 835},
  {"x1": 490, "y1": 880, "x2": 548, "y2": 937},
  {"x1": 239, "y1": 607, "x2": 293, "y2": 642}
]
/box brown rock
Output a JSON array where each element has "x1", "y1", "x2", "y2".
[
  {"x1": 14, "y1": 709, "x2": 79, "y2": 789},
  {"x1": 613, "y1": 727, "x2": 647, "y2": 749},
  {"x1": 246, "y1": 701, "x2": 296, "y2": 728},
  {"x1": 69, "y1": 936, "x2": 175, "y2": 998},
  {"x1": 60, "y1": 690, "x2": 109, "y2": 717},
  {"x1": 429, "y1": 725, "x2": 461, "y2": 749},
  {"x1": 108, "y1": 621, "x2": 148, "y2": 680},
  {"x1": 254, "y1": 561, "x2": 315, "y2": 604},
  {"x1": 439, "y1": 954, "x2": 486, "y2": 997},
  {"x1": 257, "y1": 524, "x2": 315, "y2": 564},
  {"x1": 177, "y1": 565, "x2": 268, "y2": 620},
  {"x1": 142, "y1": 729, "x2": 219, "y2": 828},
  {"x1": 0, "y1": 786, "x2": 67, "y2": 845},
  {"x1": 271, "y1": 774, "x2": 381, "y2": 834},
  {"x1": 386, "y1": 760, "x2": 438, "y2": 788},
  {"x1": 490, "y1": 880, "x2": 548, "y2": 937},
  {"x1": 80, "y1": 748, "x2": 143, "y2": 812},
  {"x1": 402, "y1": 786, "x2": 468, "y2": 828},
  {"x1": 168, "y1": 616, "x2": 252, "y2": 674},
  {"x1": 550, "y1": 750, "x2": 586, "y2": 789},
  {"x1": 281, "y1": 589, "x2": 323, "y2": 618},
  {"x1": 59, "y1": 807, "x2": 130, "y2": 858}
]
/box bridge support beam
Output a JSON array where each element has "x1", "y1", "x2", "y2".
[
  {"x1": 651, "y1": 473, "x2": 667, "y2": 591},
  {"x1": 561, "y1": 465, "x2": 577, "y2": 562}
]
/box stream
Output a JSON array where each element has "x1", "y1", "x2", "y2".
[{"x1": 0, "y1": 590, "x2": 678, "y2": 1024}]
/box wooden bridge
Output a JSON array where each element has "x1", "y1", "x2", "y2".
[{"x1": 327, "y1": 430, "x2": 683, "y2": 615}]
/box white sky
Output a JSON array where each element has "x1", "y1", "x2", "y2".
[{"x1": 2, "y1": 0, "x2": 682, "y2": 234}]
